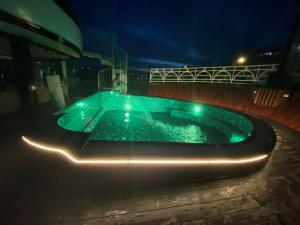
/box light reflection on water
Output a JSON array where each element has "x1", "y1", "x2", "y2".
[{"x1": 55, "y1": 91, "x2": 253, "y2": 144}]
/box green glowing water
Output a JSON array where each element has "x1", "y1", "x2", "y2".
[{"x1": 55, "y1": 91, "x2": 253, "y2": 144}]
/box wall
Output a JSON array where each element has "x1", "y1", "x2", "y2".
[
  {"x1": 36, "y1": 87, "x2": 50, "y2": 104},
  {"x1": 0, "y1": 90, "x2": 21, "y2": 114},
  {"x1": 148, "y1": 83, "x2": 300, "y2": 132}
]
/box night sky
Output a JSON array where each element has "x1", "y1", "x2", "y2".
[{"x1": 69, "y1": 0, "x2": 297, "y2": 72}]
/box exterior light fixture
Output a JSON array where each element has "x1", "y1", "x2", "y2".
[
  {"x1": 283, "y1": 94, "x2": 289, "y2": 98},
  {"x1": 30, "y1": 85, "x2": 36, "y2": 91},
  {"x1": 236, "y1": 56, "x2": 246, "y2": 64}
]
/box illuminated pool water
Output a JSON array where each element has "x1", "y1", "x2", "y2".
[{"x1": 54, "y1": 91, "x2": 253, "y2": 144}]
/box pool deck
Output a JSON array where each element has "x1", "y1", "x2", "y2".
[{"x1": 1, "y1": 107, "x2": 300, "y2": 225}]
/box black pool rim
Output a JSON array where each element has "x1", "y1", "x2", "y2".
[{"x1": 21, "y1": 92, "x2": 276, "y2": 165}]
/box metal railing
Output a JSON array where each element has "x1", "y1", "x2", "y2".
[
  {"x1": 150, "y1": 64, "x2": 279, "y2": 85},
  {"x1": 83, "y1": 31, "x2": 128, "y2": 78},
  {"x1": 97, "y1": 67, "x2": 112, "y2": 91}
]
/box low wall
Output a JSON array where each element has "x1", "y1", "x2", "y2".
[
  {"x1": 148, "y1": 83, "x2": 300, "y2": 132},
  {"x1": 0, "y1": 88, "x2": 51, "y2": 115}
]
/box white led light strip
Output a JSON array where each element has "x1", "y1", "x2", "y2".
[{"x1": 22, "y1": 136, "x2": 268, "y2": 166}]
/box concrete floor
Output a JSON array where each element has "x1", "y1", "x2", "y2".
[{"x1": 1, "y1": 114, "x2": 300, "y2": 224}]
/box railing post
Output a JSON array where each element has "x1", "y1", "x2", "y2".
[
  {"x1": 97, "y1": 70, "x2": 100, "y2": 91},
  {"x1": 255, "y1": 65, "x2": 261, "y2": 84},
  {"x1": 232, "y1": 66, "x2": 236, "y2": 83}
]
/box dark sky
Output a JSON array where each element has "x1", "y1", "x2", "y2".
[{"x1": 69, "y1": 0, "x2": 297, "y2": 71}]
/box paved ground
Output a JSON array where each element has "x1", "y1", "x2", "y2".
[{"x1": 1, "y1": 112, "x2": 300, "y2": 224}]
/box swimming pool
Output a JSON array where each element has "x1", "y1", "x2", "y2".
[
  {"x1": 22, "y1": 91, "x2": 276, "y2": 167},
  {"x1": 55, "y1": 91, "x2": 253, "y2": 144}
]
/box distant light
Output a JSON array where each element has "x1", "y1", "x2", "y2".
[
  {"x1": 253, "y1": 91, "x2": 257, "y2": 94},
  {"x1": 236, "y1": 56, "x2": 246, "y2": 64},
  {"x1": 261, "y1": 52, "x2": 273, "y2": 56},
  {"x1": 125, "y1": 118, "x2": 129, "y2": 122},
  {"x1": 110, "y1": 91, "x2": 113, "y2": 94},
  {"x1": 77, "y1": 102, "x2": 84, "y2": 107},
  {"x1": 125, "y1": 112, "x2": 129, "y2": 117},
  {"x1": 283, "y1": 94, "x2": 289, "y2": 98},
  {"x1": 125, "y1": 104, "x2": 131, "y2": 110},
  {"x1": 195, "y1": 106, "x2": 201, "y2": 112}
]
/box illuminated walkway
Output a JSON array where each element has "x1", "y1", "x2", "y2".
[{"x1": 0, "y1": 116, "x2": 300, "y2": 224}]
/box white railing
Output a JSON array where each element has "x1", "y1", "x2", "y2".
[{"x1": 150, "y1": 64, "x2": 279, "y2": 85}]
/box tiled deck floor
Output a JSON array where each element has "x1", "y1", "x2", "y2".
[{"x1": 1, "y1": 120, "x2": 300, "y2": 225}]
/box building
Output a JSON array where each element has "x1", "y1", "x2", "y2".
[
  {"x1": 0, "y1": 0, "x2": 82, "y2": 113},
  {"x1": 284, "y1": 5, "x2": 300, "y2": 86},
  {"x1": 0, "y1": 0, "x2": 127, "y2": 114}
]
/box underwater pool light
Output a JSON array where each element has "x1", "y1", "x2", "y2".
[{"x1": 125, "y1": 104, "x2": 131, "y2": 110}]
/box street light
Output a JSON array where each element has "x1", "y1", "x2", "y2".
[{"x1": 236, "y1": 56, "x2": 246, "y2": 64}]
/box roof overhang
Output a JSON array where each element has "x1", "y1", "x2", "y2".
[{"x1": 0, "y1": 0, "x2": 82, "y2": 58}]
